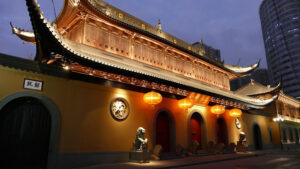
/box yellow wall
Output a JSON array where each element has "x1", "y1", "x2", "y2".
[
  {"x1": 240, "y1": 113, "x2": 280, "y2": 145},
  {"x1": 0, "y1": 65, "x2": 281, "y2": 153}
]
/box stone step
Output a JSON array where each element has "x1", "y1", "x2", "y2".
[{"x1": 160, "y1": 153, "x2": 182, "y2": 160}]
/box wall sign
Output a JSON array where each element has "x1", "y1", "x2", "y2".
[
  {"x1": 23, "y1": 79, "x2": 43, "y2": 91},
  {"x1": 110, "y1": 97, "x2": 129, "y2": 121},
  {"x1": 235, "y1": 118, "x2": 241, "y2": 129}
]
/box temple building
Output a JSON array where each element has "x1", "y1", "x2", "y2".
[
  {"x1": 235, "y1": 79, "x2": 300, "y2": 149},
  {"x1": 0, "y1": 0, "x2": 298, "y2": 169}
]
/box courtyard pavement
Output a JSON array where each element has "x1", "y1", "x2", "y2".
[{"x1": 77, "y1": 149, "x2": 300, "y2": 169}]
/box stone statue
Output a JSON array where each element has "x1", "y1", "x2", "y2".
[
  {"x1": 236, "y1": 132, "x2": 247, "y2": 152},
  {"x1": 133, "y1": 127, "x2": 148, "y2": 151}
]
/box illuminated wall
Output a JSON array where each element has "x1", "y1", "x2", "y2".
[{"x1": 0, "y1": 65, "x2": 281, "y2": 153}]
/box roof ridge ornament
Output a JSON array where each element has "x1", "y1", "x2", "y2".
[
  {"x1": 199, "y1": 39, "x2": 205, "y2": 55},
  {"x1": 10, "y1": 22, "x2": 36, "y2": 44},
  {"x1": 223, "y1": 61, "x2": 259, "y2": 76},
  {"x1": 158, "y1": 19, "x2": 162, "y2": 31}
]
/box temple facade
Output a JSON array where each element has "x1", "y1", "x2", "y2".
[
  {"x1": 0, "y1": 0, "x2": 298, "y2": 169},
  {"x1": 235, "y1": 80, "x2": 300, "y2": 149}
]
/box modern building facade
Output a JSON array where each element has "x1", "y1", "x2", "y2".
[
  {"x1": 192, "y1": 41, "x2": 221, "y2": 61},
  {"x1": 259, "y1": 0, "x2": 300, "y2": 99}
]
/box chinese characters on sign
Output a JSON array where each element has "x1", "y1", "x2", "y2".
[{"x1": 23, "y1": 79, "x2": 43, "y2": 91}]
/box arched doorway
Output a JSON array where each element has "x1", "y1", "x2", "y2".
[
  {"x1": 155, "y1": 111, "x2": 174, "y2": 153},
  {"x1": 190, "y1": 113, "x2": 204, "y2": 149},
  {"x1": 0, "y1": 97, "x2": 51, "y2": 169},
  {"x1": 294, "y1": 128, "x2": 299, "y2": 143},
  {"x1": 253, "y1": 124, "x2": 263, "y2": 150},
  {"x1": 216, "y1": 118, "x2": 228, "y2": 146}
]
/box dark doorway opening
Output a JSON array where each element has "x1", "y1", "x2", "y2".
[
  {"x1": 296, "y1": 128, "x2": 299, "y2": 144},
  {"x1": 282, "y1": 128, "x2": 287, "y2": 143},
  {"x1": 253, "y1": 124, "x2": 263, "y2": 150},
  {"x1": 0, "y1": 97, "x2": 51, "y2": 169},
  {"x1": 156, "y1": 111, "x2": 171, "y2": 153},
  {"x1": 190, "y1": 113, "x2": 204, "y2": 149},
  {"x1": 216, "y1": 118, "x2": 228, "y2": 146},
  {"x1": 289, "y1": 128, "x2": 294, "y2": 142}
]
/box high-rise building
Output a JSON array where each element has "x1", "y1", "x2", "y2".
[
  {"x1": 259, "y1": 0, "x2": 300, "y2": 99},
  {"x1": 192, "y1": 41, "x2": 221, "y2": 61}
]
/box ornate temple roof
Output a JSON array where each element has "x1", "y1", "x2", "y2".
[
  {"x1": 13, "y1": 0, "x2": 277, "y2": 109},
  {"x1": 15, "y1": 0, "x2": 259, "y2": 77},
  {"x1": 83, "y1": 0, "x2": 260, "y2": 76},
  {"x1": 234, "y1": 79, "x2": 281, "y2": 96}
]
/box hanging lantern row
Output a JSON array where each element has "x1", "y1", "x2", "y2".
[
  {"x1": 210, "y1": 105, "x2": 243, "y2": 118},
  {"x1": 178, "y1": 98, "x2": 194, "y2": 109},
  {"x1": 143, "y1": 91, "x2": 163, "y2": 105},
  {"x1": 143, "y1": 91, "x2": 243, "y2": 118},
  {"x1": 143, "y1": 92, "x2": 195, "y2": 109}
]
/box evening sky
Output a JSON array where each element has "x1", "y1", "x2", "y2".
[{"x1": 0, "y1": 0, "x2": 267, "y2": 68}]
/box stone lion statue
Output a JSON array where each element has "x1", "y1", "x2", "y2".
[
  {"x1": 236, "y1": 132, "x2": 247, "y2": 152},
  {"x1": 133, "y1": 127, "x2": 148, "y2": 151}
]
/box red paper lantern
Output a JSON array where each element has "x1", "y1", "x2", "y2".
[
  {"x1": 229, "y1": 108, "x2": 242, "y2": 118},
  {"x1": 143, "y1": 91, "x2": 162, "y2": 105},
  {"x1": 210, "y1": 105, "x2": 225, "y2": 117},
  {"x1": 178, "y1": 98, "x2": 194, "y2": 109}
]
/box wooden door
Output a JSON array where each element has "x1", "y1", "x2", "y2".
[
  {"x1": 0, "y1": 97, "x2": 51, "y2": 169},
  {"x1": 190, "y1": 114, "x2": 202, "y2": 149},
  {"x1": 216, "y1": 118, "x2": 228, "y2": 145},
  {"x1": 156, "y1": 112, "x2": 170, "y2": 152}
]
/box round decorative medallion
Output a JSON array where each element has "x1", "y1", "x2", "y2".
[
  {"x1": 235, "y1": 118, "x2": 241, "y2": 129},
  {"x1": 110, "y1": 98, "x2": 129, "y2": 121}
]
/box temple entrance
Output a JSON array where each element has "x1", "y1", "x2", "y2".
[
  {"x1": 155, "y1": 111, "x2": 172, "y2": 152},
  {"x1": 190, "y1": 113, "x2": 204, "y2": 149},
  {"x1": 0, "y1": 97, "x2": 51, "y2": 169},
  {"x1": 216, "y1": 118, "x2": 228, "y2": 145},
  {"x1": 253, "y1": 124, "x2": 263, "y2": 150}
]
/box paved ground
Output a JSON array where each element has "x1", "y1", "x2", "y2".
[
  {"x1": 78, "y1": 150, "x2": 300, "y2": 169},
  {"x1": 174, "y1": 152, "x2": 300, "y2": 169}
]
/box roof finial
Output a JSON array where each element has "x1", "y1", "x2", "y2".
[
  {"x1": 200, "y1": 39, "x2": 204, "y2": 48},
  {"x1": 199, "y1": 39, "x2": 205, "y2": 55},
  {"x1": 158, "y1": 19, "x2": 162, "y2": 31}
]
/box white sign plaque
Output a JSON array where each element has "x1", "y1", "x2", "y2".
[{"x1": 23, "y1": 79, "x2": 43, "y2": 91}]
